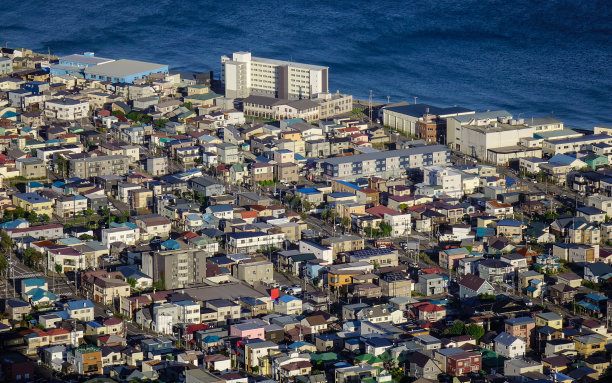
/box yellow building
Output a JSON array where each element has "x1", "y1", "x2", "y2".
[
  {"x1": 280, "y1": 131, "x2": 302, "y2": 141},
  {"x1": 535, "y1": 312, "x2": 563, "y2": 329},
  {"x1": 573, "y1": 334, "x2": 607, "y2": 356},
  {"x1": 336, "y1": 201, "x2": 365, "y2": 219},
  {"x1": 328, "y1": 269, "x2": 363, "y2": 289},
  {"x1": 12, "y1": 193, "x2": 53, "y2": 216}
]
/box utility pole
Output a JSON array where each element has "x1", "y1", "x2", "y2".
[{"x1": 368, "y1": 90, "x2": 373, "y2": 122}]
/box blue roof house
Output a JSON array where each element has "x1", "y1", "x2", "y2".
[{"x1": 21, "y1": 278, "x2": 47, "y2": 296}]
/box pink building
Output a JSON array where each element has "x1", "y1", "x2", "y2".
[
  {"x1": 439, "y1": 247, "x2": 470, "y2": 270},
  {"x1": 230, "y1": 323, "x2": 265, "y2": 340},
  {"x1": 274, "y1": 149, "x2": 294, "y2": 164}
]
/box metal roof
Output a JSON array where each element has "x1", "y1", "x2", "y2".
[{"x1": 85, "y1": 59, "x2": 167, "y2": 78}]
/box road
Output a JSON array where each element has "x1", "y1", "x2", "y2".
[{"x1": 0, "y1": 257, "x2": 75, "y2": 300}]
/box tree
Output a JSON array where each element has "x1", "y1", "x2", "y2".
[
  {"x1": 378, "y1": 221, "x2": 392, "y2": 237},
  {"x1": 302, "y1": 200, "x2": 313, "y2": 212},
  {"x1": 23, "y1": 248, "x2": 44, "y2": 270},
  {"x1": 465, "y1": 323, "x2": 485, "y2": 343},
  {"x1": 444, "y1": 321, "x2": 465, "y2": 336},
  {"x1": 40, "y1": 214, "x2": 50, "y2": 223},
  {"x1": 55, "y1": 263, "x2": 63, "y2": 275},
  {"x1": 0, "y1": 231, "x2": 12, "y2": 252},
  {"x1": 320, "y1": 209, "x2": 330, "y2": 222},
  {"x1": 341, "y1": 217, "x2": 350, "y2": 230},
  {"x1": 78, "y1": 234, "x2": 94, "y2": 240},
  {"x1": 127, "y1": 277, "x2": 137, "y2": 289},
  {"x1": 154, "y1": 118, "x2": 169, "y2": 130},
  {"x1": 101, "y1": 206, "x2": 111, "y2": 218},
  {"x1": 365, "y1": 227, "x2": 380, "y2": 238},
  {"x1": 84, "y1": 208, "x2": 94, "y2": 217},
  {"x1": 27, "y1": 211, "x2": 39, "y2": 224},
  {"x1": 180, "y1": 102, "x2": 194, "y2": 111},
  {"x1": 12, "y1": 207, "x2": 26, "y2": 219},
  {"x1": 0, "y1": 254, "x2": 7, "y2": 277}
]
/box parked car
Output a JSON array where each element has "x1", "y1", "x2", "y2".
[{"x1": 290, "y1": 286, "x2": 303, "y2": 295}]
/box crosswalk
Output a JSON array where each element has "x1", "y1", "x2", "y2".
[{"x1": 16, "y1": 272, "x2": 43, "y2": 279}]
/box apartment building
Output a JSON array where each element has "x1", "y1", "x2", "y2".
[
  {"x1": 15, "y1": 157, "x2": 45, "y2": 179},
  {"x1": 73, "y1": 345, "x2": 102, "y2": 375},
  {"x1": 234, "y1": 259, "x2": 274, "y2": 285},
  {"x1": 92, "y1": 277, "x2": 131, "y2": 305},
  {"x1": 222, "y1": 51, "x2": 328, "y2": 99},
  {"x1": 55, "y1": 195, "x2": 88, "y2": 218},
  {"x1": 243, "y1": 95, "x2": 320, "y2": 122},
  {"x1": 146, "y1": 157, "x2": 168, "y2": 176},
  {"x1": 316, "y1": 145, "x2": 450, "y2": 181},
  {"x1": 44, "y1": 98, "x2": 90, "y2": 120},
  {"x1": 141, "y1": 249, "x2": 209, "y2": 290},
  {"x1": 101, "y1": 224, "x2": 139, "y2": 249},
  {"x1": 226, "y1": 231, "x2": 285, "y2": 253},
  {"x1": 321, "y1": 235, "x2": 364, "y2": 257},
  {"x1": 12, "y1": 193, "x2": 53, "y2": 216},
  {"x1": 69, "y1": 155, "x2": 130, "y2": 178}
]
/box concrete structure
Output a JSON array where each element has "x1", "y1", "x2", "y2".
[
  {"x1": 0, "y1": 56, "x2": 13, "y2": 74},
  {"x1": 69, "y1": 155, "x2": 130, "y2": 179},
  {"x1": 146, "y1": 157, "x2": 168, "y2": 176},
  {"x1": 141, "y1": 249, "x2": 209, "y2": 290},
  {"x1": 447, "y1": 111, "x2": 534, "y2": 160},
  {"x1": 15, "y1": 157, "x2": 45, "y2": 179},
  {"x1": 44, "y1": 98, "x2": 90, "y2": 120},
  {"x1": 73, "y1": 345, "x2": 102, "y2": 375},
  {"x1": 235, "y1": 259, "x2": 274, "y2": 285},
  {"x1": 222, "y1": 51, "x2": 328, "y2": 99},
  {"x1": 226, "y1": 231, "x2": 284, "y2": 253},
  {"x1": 382, "y1": 103, "x2": 474, "y2": 136},
  {"x1": 316, "y1": 145, "x2": 450, "y2": 181}
]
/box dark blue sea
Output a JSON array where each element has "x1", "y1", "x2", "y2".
[{"x1": 3, "y1": 0, "x2": 611, "y2": 128}]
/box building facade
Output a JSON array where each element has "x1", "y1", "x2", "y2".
[{"x1": 222, "y1": 51, "x2": 328, "y2": 99}]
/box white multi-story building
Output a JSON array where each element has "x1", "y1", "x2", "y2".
[
  {"x1": 446, "y1": 111, "x2": 535, "y2": 160},
  {"x1": 221, "y1": 51, "x2": 328, "y2": 99},
  {"x1": 101, "y1": 225, "x2": 139, "y2": 249},
  {"x1": 423, "y1": 165, "x2": 463, "y2": 197},
  {"x1": 55, "y1": 195, "x2": 88, "y2": 218},
  {"x1": 175, "y1": 301, "x2": 201, "y2": 324},
  {"x1": 226, "y1": 231, "x2": 285, "y2": 253},
  {"x1": 44, "y1": 98, "x2": 90, "y2": 120}
]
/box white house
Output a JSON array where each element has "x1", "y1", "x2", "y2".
[
  {"x1": 485, "y1": 201, "x2": 514, "y2": 218},
  {"x1": 274, "y1": 295, "x2": 302, "y2": 315},
  {"x1": 494, "y1": 332, "x2": 526, "y2": 359},
  {"x1": 206, "y1": 204, "x2": 234, "y2": 220},
  {"x1": 299, "y1": 240, "x2": 333, "y2": 263}
]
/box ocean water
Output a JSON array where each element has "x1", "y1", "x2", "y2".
[{"x1": 3, "y1": 0, "x2": 611, "y2": 128}]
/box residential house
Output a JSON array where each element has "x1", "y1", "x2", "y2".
[
  {"x1": 494, "y1": 332, "x2": 526, "y2": 359},
  {"x1": 415, "y1": 274, "x2": 446, "y2": 296},
  {"x1": 458, "y1": 273, "x2": 495, "y2": 299},
  {"x1": 505, "y1": 317, "x2": 536, "y2": 348}
]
